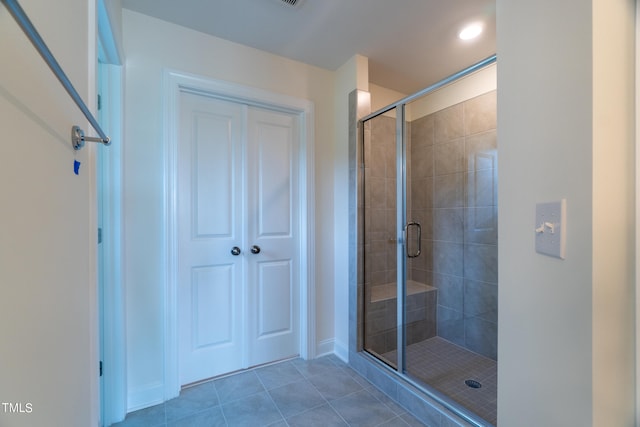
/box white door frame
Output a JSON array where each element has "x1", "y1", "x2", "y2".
[
  {"x1": 97, "y1": 1, "x2": 126, "y2": 424},
  {"x1": 636, "y1": 0, "x2": 640, "y2": 423},
  {"x1": 162, "y1": 70, "x2": 316, "y2": 399},
  {"x1": 97, "y1": 61, "x2": 127, "y2": 425}
]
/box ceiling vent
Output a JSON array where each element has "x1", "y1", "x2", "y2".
[{"x1": 278, "y1": 0, "x2": 301, "y2": 7}]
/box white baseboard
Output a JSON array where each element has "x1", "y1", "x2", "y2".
[
  {"x1": 127, "y1": 381, "x2": 164, "y2": 413},
  {"x1": 333, "y1": 340, "x2": 349, "y2": 363},
  {"x1": 316, "y1": 338, "x2": 348, "y2": 362},
  {"x1": 316, "y1": 338, "x2": 335, "y2": 358}
]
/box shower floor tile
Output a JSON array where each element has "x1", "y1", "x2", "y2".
[{"x1": 384, "y1": 337, "x2": 497, "y2": 425}]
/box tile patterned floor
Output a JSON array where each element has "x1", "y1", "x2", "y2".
[
  {"x1": 112, "y1": 355, "x2": 427, "y2": 427},
  {"x1": 385, "y1": 337, "x2": 497, "y2": 425}
]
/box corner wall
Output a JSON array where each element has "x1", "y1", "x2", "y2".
[
  {"x1": 497, "y1": 0, "x2": 635, "y2": 425},
  {"x1": 334, "y1": 54, "x2": 369, "y2": 360},
  {"x1": 592, "y1": 0, "x2": 635, "y2": 424},
  {"x1": 0, "y1": 0, "x2": 99, "y2": 425}
]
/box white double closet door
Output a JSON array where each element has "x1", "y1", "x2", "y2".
[{"x1": 178, "y1": 92, "x2": 300, "y2": 385}]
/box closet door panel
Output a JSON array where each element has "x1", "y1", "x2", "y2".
[
  {"x1": 246, "y1": 107, "x2": 300, "y2": 366},
  {"x1": 178, "y1": 93, "x2": 245, "y2": 384}
]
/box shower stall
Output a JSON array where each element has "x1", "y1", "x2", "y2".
[{"x1": 351, "y1": 56, "x2": 497, "y2": 426}]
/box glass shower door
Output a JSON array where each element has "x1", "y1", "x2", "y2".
[
  {"x1": 402, "y1": 103, "x2": 439, "y2": 377},
  {"x1": 362, "y1": 107, "x2": 400, "y2": 368},
  {"x1": 361, "y1": 102, "x2": 434, "y2": 374}
]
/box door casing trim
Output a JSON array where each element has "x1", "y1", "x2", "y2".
[
  {"x1": 162, "y1": 70, "x2": 316, "y2": 399},
  {"x1": 635, "y1": 0, "x2": 640, "y2": 422}
]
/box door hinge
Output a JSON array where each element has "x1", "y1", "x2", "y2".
[
  {"x1": 98, "y1": 227, "x2": 102, "y2": 244},
  {"x1": 99, "y1": 361, "x2": 103, "y2": 377}
]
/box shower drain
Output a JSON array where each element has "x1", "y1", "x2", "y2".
[{"x1": 465, "y1": 379, "x2": 482, "y2": 389}]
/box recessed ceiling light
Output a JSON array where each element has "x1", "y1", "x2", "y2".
[{"x1": 458, "y1": 23, "x2": 483, "y2": 41}]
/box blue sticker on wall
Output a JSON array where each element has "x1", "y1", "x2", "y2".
[{"x1": 74, "y1": 160, "x2": 81, "y2": 175}]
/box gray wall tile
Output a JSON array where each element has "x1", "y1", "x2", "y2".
[
  {"x1": 463, "y1": 244, "x2": 498, "y2": 284},
  {"x1": 464, "y1": 317, "x2": 497, "y2": 360},
  {"x1": 464, "y1": 279, "x2": 498, "y2": 324},
  {"x1": 463, "y1": 91, "x2": 497, "y2": 136}
]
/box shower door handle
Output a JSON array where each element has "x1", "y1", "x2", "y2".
[{"x1": 405, "y1": 221, "x2": 421, "y2": 258}]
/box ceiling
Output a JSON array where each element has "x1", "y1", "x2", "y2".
[{"x1": 121, "y1": 0, "x2": 496, "y2": 94}]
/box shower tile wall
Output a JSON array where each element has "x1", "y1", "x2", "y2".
[{"x1": 409, "y1": 91, "x2": 497, "y2": 360}]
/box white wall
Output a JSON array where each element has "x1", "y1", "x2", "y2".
[
  {"x1": 369, "y1": 83, "x2": 406, "y2": 113},
  {"x1": 122, "y1": 10, "x2": 336, "y2": 409},
  {"x1": 0, "y1": 0, "x2": 99, "y2": 426},
  {"x1": 497, "y1": 0, "x2": 635, "y2": 425},
  {"x1": 333, "y1": 55, "x2": 369, "y2": 361}
]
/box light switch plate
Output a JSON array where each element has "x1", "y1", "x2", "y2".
[{"x1": 535, "y1": 199, "x2": 566, "y2": 259}]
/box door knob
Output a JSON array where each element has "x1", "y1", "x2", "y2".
[
  {"x1": 250, "y1": 245, "x2": 261, "y2": 254},
  {"x1": 231, "y1": 246, "x2": 241, "y2": 256}
]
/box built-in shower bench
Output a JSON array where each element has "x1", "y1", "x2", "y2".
[{"x1": 365, "y1": 280, "x2": 437, "y2": 354}]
